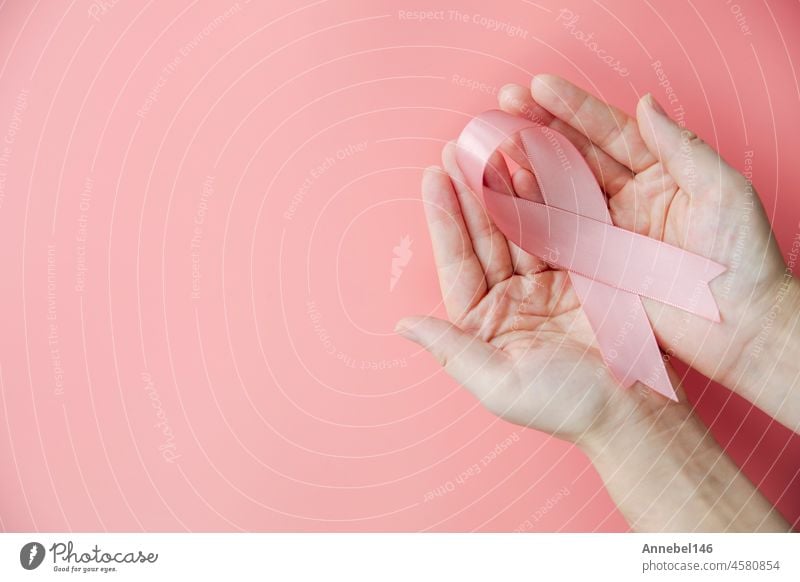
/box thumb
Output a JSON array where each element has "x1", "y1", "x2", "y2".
[
  {"x1": 395, "y1": 316, "x2": 510, "y2": 402},
  {"x1": 636, "y1": 93, "x2": 744, "y2": 196}
]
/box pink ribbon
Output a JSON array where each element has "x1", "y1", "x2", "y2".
[{"x1": 456, "y1": 110, "x2": 726, "y2": 400}]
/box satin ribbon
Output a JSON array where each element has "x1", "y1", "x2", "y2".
[{"x1": 456, "y1": 110, "x2": 726, "y2": 400}]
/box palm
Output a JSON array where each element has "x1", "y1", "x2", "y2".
[
  {"x1": 608, "y1": 151, "x2": 783, "y2": 387},
  {"x1": 458, "y1": 270, "x2": 613, "y2": 436}
]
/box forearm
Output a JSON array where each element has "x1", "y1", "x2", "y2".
[
  {"x1": 732, "y1": 275, "x2": 800, "y2": 433},
  {"x1": 579, "y1": 393, "x2": 790, "y2": 532}
]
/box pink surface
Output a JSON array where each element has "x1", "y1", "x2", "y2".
[{"x1": 0, "y1": 0, "x2": 797, "y2": 531}]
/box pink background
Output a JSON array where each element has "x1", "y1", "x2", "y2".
[{"x1": 0, "y1": 0, "x2": 798, "y2": 531}]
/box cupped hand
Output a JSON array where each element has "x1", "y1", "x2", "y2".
[{"x1": 495, "y1": 75, "x2": 799, "y2": 430}]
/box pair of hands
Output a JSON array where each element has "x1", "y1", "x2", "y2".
[{"x1": 397, "y1": 74, "x2": 798, "y2": 449}]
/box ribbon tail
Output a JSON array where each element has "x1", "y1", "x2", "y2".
[
  {"x1": 674, "y1": 265, "x2": 727, "y2": 323},
  {"x1": 570, "y1": 274, "x2": 677, "y2": 401}
]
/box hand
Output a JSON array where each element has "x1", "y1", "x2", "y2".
[
  {"x1": 496, "y1": 75, "x2": 800, "y2": 431},
  {"x1": 396, "y1": 145, "x2": 681, "y2": 445}
]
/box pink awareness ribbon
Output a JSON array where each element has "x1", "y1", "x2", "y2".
[{"x1": 456, "y1": 110, "x2": 726, "y2": 400}]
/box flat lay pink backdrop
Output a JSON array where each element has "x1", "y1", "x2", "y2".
[{"x1": 0, "y1": 0, "x2": 798, "y2": 531}]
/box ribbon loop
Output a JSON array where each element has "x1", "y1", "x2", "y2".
[{"x1": 456, "y1": 110, "x2": 726, "y2": 400}]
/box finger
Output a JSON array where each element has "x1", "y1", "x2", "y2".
[
  {"x1": 530, "y1": 74, "x2": 657, "y2": 173},
  {"x1": 499, "y1": 83, "x2": 633, "y2": 197},
  {"x1": 497, "y1": 84, "x2": 548, "y2": 171},
  {"x1": 421, "y1": 166, "x2": 487, "y2": 321},
  {"x1": 636, "y1": 94, "x2": 743, "y2": 197},
  {"x1": 511, "y1": 166, "x2": 543, "y2": 203},
  {"x1": 479, "y1": 91, "x2": 549, "y2": 274},
  {"x1": 485, "y1": 150, "x2": 536, "y2": 277},
  {"x1": 395, "y1": 316, "x2": 512, "y2": 406},
  {"x1": 443, "y1": 141, "x2": 513, "y2": 287},
  {"x1": 470, "y1": 147, "x2": 549, "y2": 277},
  {"x1": 507, "y1": 168, "x2": 548, "y2": 275},
  {"x1": 499, "y1": 82, "x2": 554, "y2": 125},
  {"x1": 483, "y1": 149, "x2": 513, "y2": 195}
]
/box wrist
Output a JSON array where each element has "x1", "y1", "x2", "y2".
[
  {"x1": 577, "y1": 388, "x2": 695, "y2": 463},
  {"x1": 735, "y1": 274, "x2": 800, "y2": 431},
  {"x1": 577, "y1": 386, "x2": 788, "y2": 531}
]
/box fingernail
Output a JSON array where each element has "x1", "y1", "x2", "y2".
[
  {"x1": 531, "y1": 75, "x2": 551, "y2": 99},
  {"x1": 645, "y1": 93, "x2": 667, "y2": 118},
  {"x1": 499, "y1": 83, "x2": 517, "y2": 98},
  {"x1": 394, "y1": 319, "x2": 416, "y2": 341}
]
